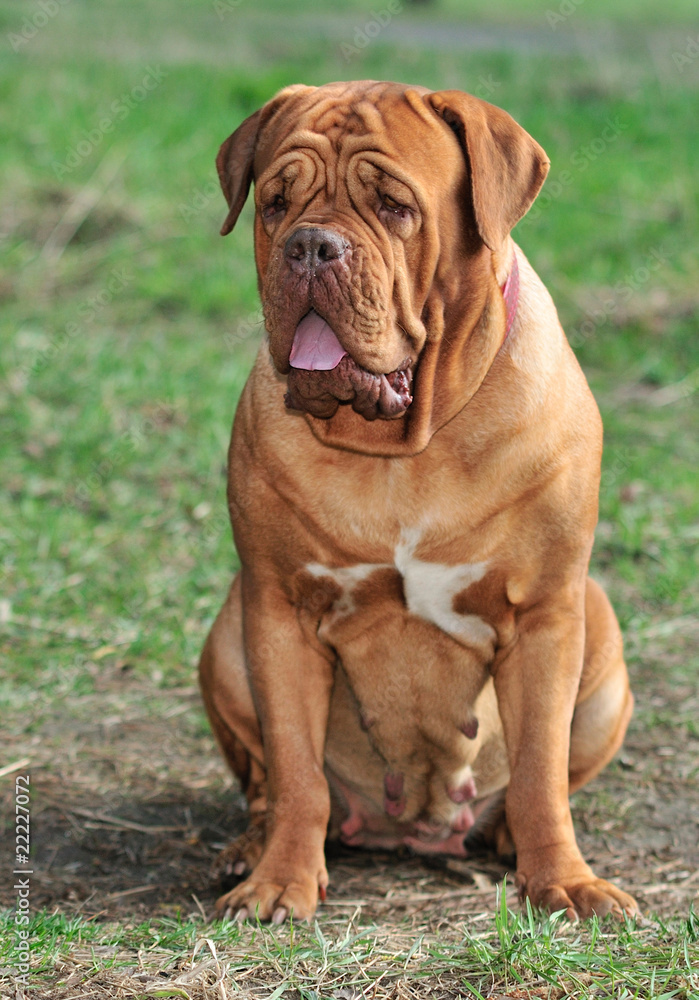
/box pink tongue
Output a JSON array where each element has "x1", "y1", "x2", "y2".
[{"x1": 289, "y1": 311, "x2": 348, "y2": 371}]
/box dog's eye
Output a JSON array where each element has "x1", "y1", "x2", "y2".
[
  {"x1": 378, "y1": 193, "x2": 412, "y2": 225},
  {"x1": 380, "y1": 194, "x2": 405, "y2": 214},
  {"x1": 262, "y1": 195, "x2": 286, "y2": 220}
]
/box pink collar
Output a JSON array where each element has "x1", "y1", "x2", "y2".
[{"x1": 500, "y1": 252, "x2": 520, "y2": 344}]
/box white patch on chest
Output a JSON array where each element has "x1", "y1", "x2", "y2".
[
  {"x1": 306, "y1": 531, "x2": 495, "y2": 652},
  {"x1": 395, "y1": 530, "x2": 496, "y2": 651},
  {"x1": 306, "y1": 561, "x2": 390, "y2": 617}
]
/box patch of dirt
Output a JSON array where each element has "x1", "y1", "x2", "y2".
[{"x1": 1, "y1": 649, "x2": 697, "y2": 926}]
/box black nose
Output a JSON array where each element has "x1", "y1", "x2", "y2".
[{"x1": 284, "y1": 227, "x2": 348, "y2": 270}]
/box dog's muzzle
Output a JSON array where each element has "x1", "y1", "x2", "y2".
[{"x1": 284, "y1": 310, "x2": 413, "y2": 421}]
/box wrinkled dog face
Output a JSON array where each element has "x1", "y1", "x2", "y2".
[
  {"x1": 229, "y1": 82, "x2": 474, "y2": 421},
  {"x1": 217, "y1": 81, "x2": 549, "y2": 428},
  {"x1": 253, "y1": 83, "x2": 456, "y2": 422}
]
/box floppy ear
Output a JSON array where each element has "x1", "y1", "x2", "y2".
[
  {"x1": 426, "y1": 90, "x2": 549, "y2": 251},
  {"x1": 216, "y1": 85, "x2": 313, "y2": 237},
  {"x1": 216, "y1": 109, "x2": 262, "y2": 237}
]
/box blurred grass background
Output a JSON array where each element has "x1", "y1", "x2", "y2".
[{"x1": 1, "y1": 0, "x2": 697, "y2": 733}]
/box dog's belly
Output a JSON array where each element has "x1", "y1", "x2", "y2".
[
  {"x1": 324, "y1": 661, "x2": 509, "y2": 854},
  {"x1": 310, "y1": 550, "x2": 511, "y2": 855}
]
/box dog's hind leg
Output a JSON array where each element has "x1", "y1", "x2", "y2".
[
  {"x1": 568, "y1": 577, "x2": 634, "y2": 793},
  {"x1": 199, "y1": 573, "x2": 267, "y2": 880}
]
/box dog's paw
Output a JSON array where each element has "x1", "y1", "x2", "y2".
[
  {"x1": 211, "y1": 826, "x2": 265, "y2": 886},
  {"x1": 517, "y1": 869, "x2": 639, "y2": 920},
  {"x1": 213, "y1": 864, "x2": 327, "y2": 924}
]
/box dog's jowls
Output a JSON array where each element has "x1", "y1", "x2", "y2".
[{"x1": 198, "y1": 81, "x2": 637, "y2": 924}]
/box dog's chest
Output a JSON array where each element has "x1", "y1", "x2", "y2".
[{"x1": 293, "y1": 531, "x2": 512, "y2": 660}]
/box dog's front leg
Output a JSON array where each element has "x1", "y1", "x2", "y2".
[
  {"x1": 214, "y1": 567, "x2": 334, "y2": 924},
  {"x1": 493, "y1": 591, "x2": 638, "y2": 919}
]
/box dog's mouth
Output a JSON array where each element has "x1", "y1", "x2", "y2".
[{"x1": 284, "y1": 311, "x2": 413, "y2": 421}]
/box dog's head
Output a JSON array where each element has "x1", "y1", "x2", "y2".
[{"x1": 217, "y1": 81, "x2": 548, "y2": 456}]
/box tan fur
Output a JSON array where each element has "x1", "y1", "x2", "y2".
[{"x1": 199, "y1": 81, "x2": 637, "y2": 922}]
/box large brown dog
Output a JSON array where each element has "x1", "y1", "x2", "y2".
[{"x1": 199, "y1": 81, "x2": 637, "y2": 923}]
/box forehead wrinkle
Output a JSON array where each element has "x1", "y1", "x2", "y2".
[
  {"x1": 307, "y1": 85, "x2": 402, "y2": 138},
  {"x1": 403, "y1": 87, "x2": 444, "y2": 127},
  {"x1": 317, "y1": 91, "x2": 447, "y2": 177},
  {"x1": 395, "y1": 90, "x2": 461, "y2": 164},
  {"x1": 313, "y1": 99, "x2": 365, "y2": 132},
  {"x1": 347, "y1": 98, "x2": 387, "y2": 135},
  {"x1": 260, "y1": 131, "x2": 335, "y2": 199},
  {"x1": 266, "y1": 129, "x2": 334, "y2": 163}
]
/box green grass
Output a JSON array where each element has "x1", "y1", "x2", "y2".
[
  {"x1": 1, "y1": 0, "x2": 698, "y2": 995},
  {"x1": 2, "y1": 897, "x2": 698, "y2": 998}
]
